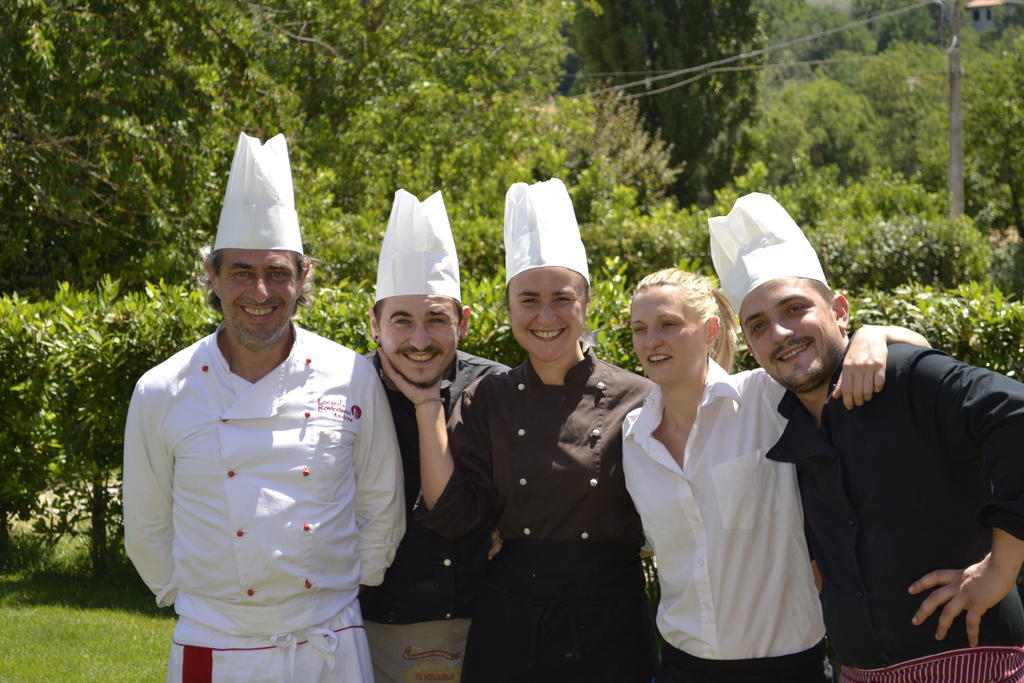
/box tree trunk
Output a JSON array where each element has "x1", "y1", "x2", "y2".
[
  {"x1": 0, "y1": 508, "x2": 9, "y2": 569},
  {"x1": 90, "y1": 476, "x2": 108, "y2": 577},
  {"x1": 1009, "y1": 170, "x2": 1023, "y2": 242}
]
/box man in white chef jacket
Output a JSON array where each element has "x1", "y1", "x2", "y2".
[{"x1": 123, "y1": 132, "x2": 404, "y2": 683}]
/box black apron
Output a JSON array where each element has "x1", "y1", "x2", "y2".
[
  {"x1": 461, "y1": 538, "x2": 657, "y2": 683},
  {"x1": 658, "y1": 640, "x2": 831, "y2": 683}
]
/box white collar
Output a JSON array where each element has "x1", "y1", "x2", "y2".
[{"x1": 625, "y1": 358, "x2": 741, "y2": 443}]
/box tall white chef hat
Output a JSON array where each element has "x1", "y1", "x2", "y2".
[
  {"x1": 375, "y1": 189, "x2": 461, "y2": 303},
  {"x1": 504, "y1": 178, "x2": 590, "y2": 285},
  {"x1": 215, "y1": 132, "x2": 303, "y2": 254},
  {"x1": 709, "y1": 192, "x2": 828, "y2": 311}
]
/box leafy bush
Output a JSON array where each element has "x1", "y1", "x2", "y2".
[
  {"x1": 718, "y1": 164, "x2": 995, "y2": 292},
  {"x1": 813, "y1": 215, "x2": 992, "y2": 292},
  {"x1": 851, "y1": 283, "x2": 1024, "y2": 378},
  {"x1": 0, "y1": 296, "x2": 62, "y2": 562},
  {"x1": 733, "y1": 284, "x2": 1024, "y2": 377},
  {"x1": 2, "y1": 280, "x2": 218, "y2": 575},
  {"x1": 6, "y1": 264, "x2": 1024, "y2": 574},
  {"x1": 447, "y1": 163, "x2": 991, "y2": 294}
]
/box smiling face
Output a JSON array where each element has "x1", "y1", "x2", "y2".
[
  {"x1": 370, "y1": 294, "x2": 469, "y2": 389},
  {"x1": 206, "y1": 248, "x2": 306, "y2": 353},
  {"x1": 630, "y1": 285, "x2": 718, "y2": 388},
  {"x1": 740, "y1": 277, "x2": 849, "y2": 399},
  {"x1": 506, "y1": 266, "x2": 588, "y2": 380}
]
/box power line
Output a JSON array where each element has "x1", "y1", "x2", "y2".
[
  {"x1": 576, "y1": 69, "x2": 697, "y2": 78},
  {"x1": 575, "y1": 0, "x2": 939, "y2": 98},
  {"x1": 618, "y1": 54, "x2": 888, "y2": 100}
]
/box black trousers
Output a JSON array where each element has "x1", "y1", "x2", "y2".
[
  {"x1": 461, "y1": 538, "x2": 658, "y2": 683},
  {"x1": 658, "y1": 639, "x2": 831, "y2": 683}
]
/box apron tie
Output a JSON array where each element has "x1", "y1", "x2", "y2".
[
  {"x1": 304, "y1": 627, "x2": 339, "y2": 670},
  {"x1": 269, "y1": 632, "x2": 298, "y2": 683},
  {"x1": 270, "y1": 627, "x2": 339, "y2": 682}
]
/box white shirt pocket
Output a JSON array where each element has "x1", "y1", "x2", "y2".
[
  {"x1": 313, "y1": 428, "x2": 357, "y2": 501},
  {"x1": 710, "y1": 450, "x2": 779, "y2": 531}
]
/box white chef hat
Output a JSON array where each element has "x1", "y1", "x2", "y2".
[
  {"x1": 504, "y1": 178, "x2": 590, "y2": 285},
  {"x1": 709, "y1": 192, "x2": 828, "y2": 311},
  {"x1": 375, "y1": 189, "x2": 461, "y2": 303},
  {"x1": 215, "y1": 132, "x2": 303, "y2": 254}
]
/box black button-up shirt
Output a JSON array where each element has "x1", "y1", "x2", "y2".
[
  {"x1": 360, "y1": 350, "x2": 508, "y2": 625},
  {"x1": 768, "y1": 342, "x2": 1024, "y2": 668}
]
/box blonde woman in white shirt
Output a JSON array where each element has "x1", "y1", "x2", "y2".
[{"x1": 622, "y1": 268, "x2": 927, "y2": 683}]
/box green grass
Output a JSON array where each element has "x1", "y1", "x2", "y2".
[{"x1": 0, "y1": 532, "x2": 174, "y2": 682}]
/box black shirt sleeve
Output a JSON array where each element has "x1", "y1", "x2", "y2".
[{"x1": 904, "y1": 348, "x2": 1024, "y2": 540}]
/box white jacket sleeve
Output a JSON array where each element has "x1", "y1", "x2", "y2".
[
  {"x1": 352, "y1": 371, "x2": 405, "y2": 586},
  {"x1": 122, "y1": 380, "x2": 177, "y2": 606}
]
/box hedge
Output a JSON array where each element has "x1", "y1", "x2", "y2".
[
  {"x1": 305, "y1": 165, "x2": 1000, "y2": 296},
  {"x1": 3, "y1": 270, "x2": 1024, "y2": 573}
]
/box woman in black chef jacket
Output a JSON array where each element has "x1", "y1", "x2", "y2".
[{"x1": 378, "y1": 178, "x2": 656, "y2": 683}]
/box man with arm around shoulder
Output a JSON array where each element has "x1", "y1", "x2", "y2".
[{"x1": 711, "y1": 192, "x2": 1024, "y2": 682}]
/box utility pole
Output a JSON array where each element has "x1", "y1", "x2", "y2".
[{"x1": 948, "y1": 0, "x2": 964, "y2": 218}]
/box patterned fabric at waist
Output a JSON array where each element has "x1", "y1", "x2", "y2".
[{"x1": 840, "y1": 646, "x2": 1024, "y2": 683}]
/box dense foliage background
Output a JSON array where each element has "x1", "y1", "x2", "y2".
[{"x1": 3, "y1": 0, "x2": 1024, "y2": 574}]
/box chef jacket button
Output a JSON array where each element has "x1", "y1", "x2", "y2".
[
  {"x1": 303, "y1": 524, "x2": 311, "y2": 532},
  {"x1": 519, "y1": 478, "x2": 528, "y2": 486},
  {"x1": 246, "y1": 589, "x2": 254, "y2": 596},
  {"x1": 580, "y1": 531, "x2": 589, "y2": 540},
  {"x1": 523, "y1": 527, "x2": 531, "y2": 536},
  {"x1": 697, "y1": 559, "x2": 705, "y2": 567},
  {"x1": 227, "y1": 470, "x2": 236, "y2": 478},
  {"x1": 443, "y1": 558, "x2": 452, "y2": 567},
  {"x1": 306, "y1": 358, "x2": 312, "y2": 365},
  {"x1": 304, "y1": 579, "x2": 312, "y2": 589},
  {"x1": 589, "y1": 478, "x2": 598, "y2": 487},
  {"x1": 856, "y1": 591, "x2": 865, "y2": 599},
  {"x1": 517, "y1": 428, "x2": 525, "y2": 437},
  {"x1": 304, "y1": 411, "x2": 311, "y2": 419},
  {"x1": 591, "y1": 428, "x2": 601, "y2": 436},
  {"x1": 847, "y1": 519, "x2": 856, "y2": 527},
  {"x1": 517, "y1": 383, "x2": 525, "y2": 391},
  {"x1": 236, "y1": 529, "x2": 244, "y2": 537},
  {"x1": 596, "y1": 381, "x2": 606, "y2": 390},
  {"x1": 302, "y1": 467, "x2": 310, "y2": 477},
  {"x1": 201, "y1": 365, "x2": 209, "y2": 372}
]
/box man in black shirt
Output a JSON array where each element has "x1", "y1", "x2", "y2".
[
  {"x1": 361, "y1": 189, "x2": 508, "y2": 683},
  {"x1": 710, "y1": 192, "x2": 1024, "y2": 681}
]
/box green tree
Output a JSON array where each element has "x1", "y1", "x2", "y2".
[
  {"x1": 245, "y1": 0, "x2": 573, "y2": 219},
  {"x1": 754, "y1": 0, "x2": 876, "y2": 77},
  {"x1": 741, "y1": 76, "x2": 879, "y2": 186},
  {"x1": 0, "y1": 0, "x2": 296, "y2": 296},
  {"x1": 851, "y1": 0, "x2": 942, "y2": 52},
  {"x1": 848, "y1": 41, "x2": 948, "y2": 190},
  {"x1": 571, "y1": 0, "x2": 762, "y2": 205},
  {"x1": 1, "y1": 0, "x2": 583, "y2": 294},
  {"x1": 965, "y1": 29, "x2": 1024, "y2": 236}
]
